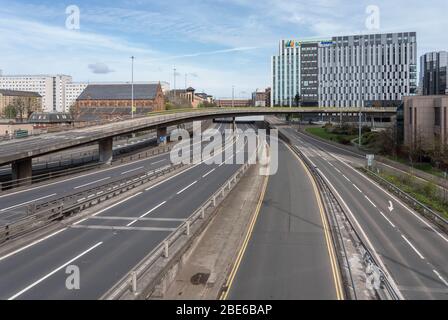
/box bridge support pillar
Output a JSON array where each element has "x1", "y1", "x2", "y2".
[
  {"x1": 99, "y1": 137, "x2": 113, "y2": 165},
  {"x1": 157, "y1": 127, "x2": 168, "y2": 145},
  {"x1": 12, "y1": 157, "x2": 32, "y2": 186}
]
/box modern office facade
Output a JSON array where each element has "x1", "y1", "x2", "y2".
[
  {"x1": 0, "y1": 74, "x2": 72, "y2": 112},
  {"x1": 271, "y1": 32, "x2": 418, "y2": 108},
  {"x1": 420, "y1": 51, "x2": 448, "y2": 96}
]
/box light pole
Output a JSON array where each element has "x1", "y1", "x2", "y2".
[
  {"x1": 358, "y1": 106, "x2": 362, "y2": 147},
  {"x1": 131, "y1": 56, "x2": 135, "y2": 119},
  {"x1": 232, "y1": 86, "x2": 235, "y2": 108},
  {"x1": 173, "y1": 67, "x2": 177, "y2": 91}
]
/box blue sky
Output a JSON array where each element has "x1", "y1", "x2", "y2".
[{"x1": 1, "y1": 0, "x2": 447, "y2": 98}]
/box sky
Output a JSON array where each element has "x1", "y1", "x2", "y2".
[{"x1": 0, "y1": 0, "x2": 447, "y2": 98}]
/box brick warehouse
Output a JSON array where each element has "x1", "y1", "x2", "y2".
[{"x1": 75, "y1": 83, "x2": 165, "y2": 120}]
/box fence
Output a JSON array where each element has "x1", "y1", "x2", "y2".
[
  {"x1": 363, "y1": 168, "x2": 448, "y2": 233},
  {"x1": 0, "y1": 144, "x2": 173, "y2": 191},
  {"x1": 102, "y1": 162, "x2": 252, "y2": 300},
  {"x1": 0, "y1": 162, "x2": 185, "y2": 244}
]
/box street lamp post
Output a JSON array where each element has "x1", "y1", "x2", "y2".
[
  {"x1": 173, "y1": 67, "x2": 177, "y2": 91},
  {"x1": 131, "y1": 56, "x2": 135, "y2": 119},
  {"x1": 232, "y1": 86, "x2": 235, "y2": 108},
  {"x1": 358, "y1": 106, "x2": 362, "y2": 147}
]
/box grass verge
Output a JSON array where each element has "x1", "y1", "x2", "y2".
[{"x1": 377, "y1": 171, "x2": 448, "y2": 219}]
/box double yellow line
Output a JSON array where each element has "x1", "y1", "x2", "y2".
[
  {"x1": 219, "y1": 172, "x2": 269, "y2": 300},
  {"x1": 220, "y1": 144, "x2": 344, "y2": 300},
  {"x1": 287, "y1": 143, "x2": 345, "y2": 300}
]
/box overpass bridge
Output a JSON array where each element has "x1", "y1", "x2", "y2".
[{"x1": 0, "y1": 107, "x2": 396, "y2": 182}]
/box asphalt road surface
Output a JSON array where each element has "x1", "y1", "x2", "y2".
[
  {"x1": 281, "y1": 126, "x2": 448, "y2": 300},
  {"x1": 0, "y1": 124, "x2": 224, "y2": 224},
  {"x1": 227, "y1": 141, "x2": 341, "y2": 300},
  {"x1": 0, "y1": 124, "x2": 249, "y2": 299}
]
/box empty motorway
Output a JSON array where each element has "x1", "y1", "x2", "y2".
[
  {"x1": 280, "y1": 126, "x2": 448, "y2": 299},
  {"x1": 0, "y1": 124, "x2": 250, "y2": 299},
  {"x1": 225, "y1": 141, "x2": 343, "y2": 300}
]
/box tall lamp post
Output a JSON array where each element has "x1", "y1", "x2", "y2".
[
  {"x1": 358, "y1": 106, "x2": 362, "y2": 147},
  {"x1": 232, "y1": 85, "x2": 235, "y2": 108},
  {"x1": 131, "y1": 56, "x2": 135, "y2": 119}
]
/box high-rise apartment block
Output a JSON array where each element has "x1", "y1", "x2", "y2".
[{"x1": 0, "y1": 74, "x2": 72, "y2": 112}]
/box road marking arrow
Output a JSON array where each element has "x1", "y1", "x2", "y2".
[{"x1": 388, "y1": 201, "x2": 394, "y2": 212}]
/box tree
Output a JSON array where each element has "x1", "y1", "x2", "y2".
[
  {"x1": 12, "y1": 97, "x2": 28, "y2": 122},
  {"x1": 294, "y1": 94, "x2": 301, "y2": 108},
  {"x1": 4, "y1": 104, "x2": 17, "y2": 119}
]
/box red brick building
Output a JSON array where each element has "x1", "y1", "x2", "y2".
[{"x1": 75, "y1": 83, "x2": 165, "y2": 120}]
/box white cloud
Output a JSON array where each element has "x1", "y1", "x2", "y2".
[{"x1": 88, "y1": 62, "x2": 114, "y2": 74}]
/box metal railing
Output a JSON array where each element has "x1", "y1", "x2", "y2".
[
  {"x1": 0, "y1": 162, "x2": 186, "y2": 244},
  {"x1": 363, "y1": 168, "x2": 448, "y2": 233},
  {"x1": 102, "y1": 162, "x2": 252, "y2": 300},
  {"x1": 0, "y1": 144, "x2": 174, "y2": 191}
]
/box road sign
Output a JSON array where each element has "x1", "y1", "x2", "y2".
[{"x1": 366, "y1": 154, "x2": 374, "y2": 167}]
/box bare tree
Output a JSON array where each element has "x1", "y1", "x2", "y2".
[{"x1": 12, "y1": 97, "x2": 29, "y2": 122}]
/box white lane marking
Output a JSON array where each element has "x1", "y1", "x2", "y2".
[
  {"x1": 352, "y1": 184, "x2": 363, "y2": 193},
  {"x1": 126, "y1": 201, "x2": 167, "y2": 227},
  {"x1": 8, "y1": 242, "x2": 103, "y2": 300},
  {"x1": 176, "y1": 181, "x2": 197, "y2": 195},
  {"x1": 401, "y1": 235, "x2": 425, "y2": 260},
  {"x1": 91, "y1": 216, "x2": 184, "y2": 222},
  {"x1": 0, "y1": 228, "x2": 67, "y2": 262},
  {"x1": 144, "y1": 133, "x2": 239, "y2": 193},
  {"x1": 72, "y1": 225, "x2": 176, "y2": 232},
  {"x1": 0, "y1": 193, "x2": 57, "y2": 212},
  {"x1": 121, "y1": 166, "x2": 144, "y2": 175},
  {"x1": 72, "y1": 192, "x2": 143, "y2": 225},
  {"x1": 364, "y1": 195, "x2": 377, "y2": 208},
  {"x1": 151, "y1": 159, "x2": 165, "y2": 165},
  {"x1": 334, "y1": 168, "x2": 341, "y2": 173},
  {"x1": 202, "y1": 168, "x2": 216, "y2": 178},
  {"x1": 379, "y1": 211, "x2": 396, "y2": 228},
  {"x1": 315, "y1": 167, "x2": 404, "y2": 299},
  {"x1": 330, "y1": 153, "x2": 448, "y2": 244},
  {"x1": 342, "y1": 174, "x2": 351, "y2": 182},
  {"x1": 433, "y1": 270, "x2": 448, "y2": 287},
  {"x1": 388, "y1": 201, "x2": 394, "y2": 212},
  {"x1": 295, "y1": 145, "x2": 317, "y2": 167},
  {"x1": 74, "y1": 177, "x2": 110, "y2": 189}
]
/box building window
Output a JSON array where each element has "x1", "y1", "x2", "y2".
[{"x1": 435, "y1": 107, "x2": 441, "y2": 126}]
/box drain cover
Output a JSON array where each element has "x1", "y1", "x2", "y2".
[{"x1": 190, "y1": 273, "x2": 210, "y2": 285}]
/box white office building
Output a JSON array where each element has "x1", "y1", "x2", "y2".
[
  {"x1": 271, "y1": 32, "x2": 418, "y2": 108},
  {"x1": 0, "y1": 74, "x2": 72, "y2": 112}
]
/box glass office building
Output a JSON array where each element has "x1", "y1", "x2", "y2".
[{"x1": 271, "y1": 32, "x2": 418, "y2": 108}]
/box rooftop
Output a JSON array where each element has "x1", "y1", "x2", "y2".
[
  {"x1": 0, "y1": 89, "x2": 42, "y2": 97},
  {"x1": 77, "y1": 83, "x2": 161, "y2": 100}
]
